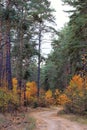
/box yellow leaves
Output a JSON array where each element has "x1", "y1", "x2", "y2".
[
  {"x1": 70, "y1": 75, "x2": 83, "y2": 89},
  {"x1": 58, "y1": 94, "x2": 71, "y2": 105},
  {"x1": 66, "y1": 75, "x2": 85, "y2": 95},
  {"x1": 12, "y1": 78, "x2": 18, "y2": 94},
  {"x1": 12, "y1": 80, "x2": 38, "y2": 105},
  {"x1": 45, "y1": 89, "x2": 52, "y2": 99},
  {"x1": 0, "y1": 79, "x2": 39, "y2": 109},
  {"x1": 66, "y1": 75, "x2": 85, "y2": 98},
  {"x1": 26, "y1": 82, "x2": 31, "y2": 87},
  {"x1": 12, "y1": 78, "x2": 18, "y2": 86},
  {"x1": 9, "y1": 91, "x2": 19, "y2": 105},
  {"x1": 26, "y1": 81, "x2": 37, "y2": 99},
  {"x1": 45, "y1": 90, "x2": 54, "y2": 105},
  {"x1": 64, "y1": 75, "x2": 87, "y2": 114},
  {"x1": 26, "y1": 91, "x2": 31, "y2": 99},
  {"x1": 0, "y1": 87, "x2": 19, "y2": 111},
  {"x1": 66, "y1": 75, "x2": 87, "y2": 95}
]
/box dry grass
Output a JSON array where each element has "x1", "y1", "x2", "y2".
[{"x1": 57, "y1": 108, "x2": 87, "y2": 124}]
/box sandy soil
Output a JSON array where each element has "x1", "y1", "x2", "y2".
[{"x1": 31, "y1": 107, "x2": 87, "y2": 130}]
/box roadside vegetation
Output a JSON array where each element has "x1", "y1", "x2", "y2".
[{"x1": 0, "y1": 0, "x2": 87, "y2": 129}]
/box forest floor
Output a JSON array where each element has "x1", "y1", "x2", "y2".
[
  {"x1": 0, "y1": 107, "x2": 87, "y2": 130},
  {"x1": 0, "y1": 107, "x2": 35, "y2": 130}
]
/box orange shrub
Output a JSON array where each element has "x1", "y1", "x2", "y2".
[
  {"x1": 26, "y1": 81, "x2": 37, "y2": 99},
  {"x1": 45, "y1": 89, "x2": 52, "y2": 99},
  {"x1": 58, "y1": 94, "x2": 71, "y2": 105},
  {"x1": 0, "y1": 87, "x2": 19, "y2": 112},
  {"x1": 12, "y1": 78, "x2": 18, "y2": 94},
  {"x1": 12, "y1": 78, "x2": 18, "y2": 86},
  {"x1": 45, "y1": 90, "x2": 54, "y2": 105},
  {"x1": 70, "y1": 75, "x2": 83, "y2": 89},
  {"x1": 64, "y1": 75, "x2": 87, "y2": 114},
  {"x1": 53, "y1": 89, "x2": 61, "y2": 105}
]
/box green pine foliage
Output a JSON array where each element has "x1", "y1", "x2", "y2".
[{"x1": 41, "y1": 0, "x2": 87, "y2": 91}]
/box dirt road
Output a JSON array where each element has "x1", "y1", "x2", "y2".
[{"x1": 31, "y1": 107, "x2": 87, "y2": 130}]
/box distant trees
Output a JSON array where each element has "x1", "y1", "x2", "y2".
[{"x1": 41, "y1": 0, "x2": 87, "y2": 91}]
